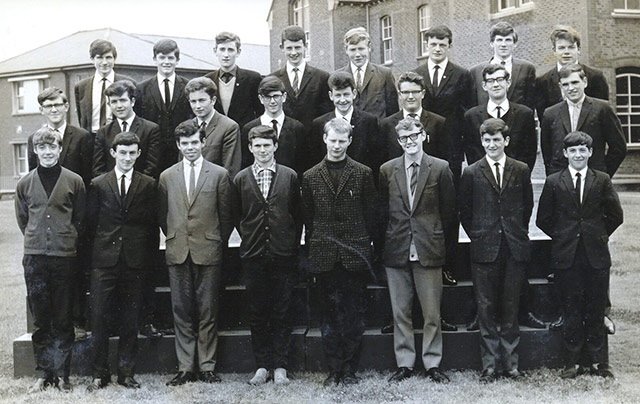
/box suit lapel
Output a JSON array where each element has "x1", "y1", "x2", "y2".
[
  {"x1": 508, "y1": 61, "x2": 522, "y2": 100},
  {"x1": 278, "y1": 68, "x2": 296, "y2": 99},
  {"x1": 59, "y1": 126, "x2": 72, "y2": 163},
  {"x1": 189, "y1": 162, "x2": 209, "y2": 207},
  {"x1": 411, "y1": 154, "x2": 431, "y2": 213},
  {"x1": 501, "y1": 158, "x2": 515, "y2": 193},
  {"x1": 360, "y1": 64, "x2": 375, "y2": 91},
  {"x1": 170, "y1": 76, "x2": 185, "y2": 111},
  {"x1": 479, "y1": 158, "x2": 500, "y2": 193},
  {"x1": 576, "y1": 97, "x2": 592, "y2": 131},
  {"x1": 560, "y1": 169, "x2": 581, "y2": 208},
  {"x1": 318, "y1": 160, "x2": 336, "y2": 195},
  {"x1": 297, "y1": 65, "x2": 313, "y2": 94},
  {"x1": 175, "y1": 163, "x2": 190, "y2": 207},
  {"x1": 582, "y1": 168, "x2": 596, "y2": 207},
  {"x1": 107, "y1": 170, "x2": 123, "y2": 209},
  {"x1": 560, "y1": 102, "x2": 572, "y2": 133},
  {"x1": 124, "y1": 171, "x2": 142, "y2": 210},
  {"x1": 392, "y1": 159, "x2": 411, "y2": 212},
  {"x1": 435, "y1": 63, "x2": 454, "y2": 96},
  {"x1": 335, "y1": 158, "x2": 354, "y2": 196},
  {"x1": 150, "y1": 79, "x2": 164, "y2": 112}
]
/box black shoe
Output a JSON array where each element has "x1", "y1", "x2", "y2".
[
  {"x1": 443, "y1": 270, "x2": 457, "y2": 286},
  {"x1": 596, "y1": 364, "x2": 615, "y2": 379},
  {"x1": 441, "y1": 318, "x2": 457, "y2": 332},
  {"x1": 576, "y1": 364, "x2": 595, "y2": 376},
  {"x1": 58, "y1": 377, "x2": 72, "y2": 392},
  {"x1": 388, "y1": 367, "x2": 413, "y2": 382},
  {"x1": 426, "y1": 367, "x2": 449, "y2": 383},
  {"x1": 560, "y1": 366, "x2": 577, "y2": 379},
  {"x1": 341, "y1": 372, "x2": 360, "y2": 385},
  {"x1": 199, "y1": 371, "x2": 221, "y2": 383},
  {"x1": 141, "y1": 323, "x2": 164, "y2": 339},
  {"x1": 467, "y1": 315, "x2": 479, "y2": 331},
  {"x1": 503, "y1": 369, "x2": 525, "y2": 380},
  {"x1": 323, "y1": 372, "x2": 341, "y2": 387},
  {"x1": 117, "y1": 376, "x2": 141, "y2": 389},
  {"x1": 381, "y1": 323, "x2": 394, "y2": 334},
  {"x1": 86, "y1": 377, "x2": 109, "y2": 392},
  {"x1": 479, "y1": 369, "x2": 497, "y2": 383},
  {"x1": 549, "y1": 316, "x2": 564, "y2": 330},
  {"x1": 29, "y1": 376, "x2": 58, "y2": 393},
  {"x1": 521, "y1": 312, "x2": 546, "y2": 329},
  {"x1": 166, "y1": 371, "x2": 197, "y2": 386}
]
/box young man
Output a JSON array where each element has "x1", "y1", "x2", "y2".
[
  {"x1": 309, "y1": 71, "x2": 380, "y2": 176},
  {"x1": 470, "y1": 22, "x2": 536, "y2": 109},
  {"x1": 184, "y1": 77, "x2": 241, "y2": 179},
  {"x1": 240, "y1": 76, "x2": 305, "y2": 174},
  {"x1": 232, "y1": 125, "x2": 302, "y2": 385},
  {"x1": 301, "y1": 118, "x2": 379, "y2": 386},
  {"x1": 537, "y1": 132, "x2": 623, "y2": 379},
  {"x1": 536, "y1": 25, "x2": 609, "y2": 118},
  {"x1": 205, "y1": 32, "x2": 263, "y2": 130},
  {"x1": 93, "y1": 80, "x2": 161, "y2": 179},
  {"x1": 379, "y1": 118, "x2": 456, "y2": 384},
  {"x1": 459, "y1": 118, "x2": 533, "y2": 383},
  {"x1": 75, "y1": 39, "x2": 136, "y2": 134},
  {"x1": 158, "y1": 120, "x2": 233, "y2": 386},
  {"x1": 85, "y1": 132, "x2": 157, "y2": 392},
  {"x1": 15, "y1": 128, "x2": 86, "y2": 392},
  {"x1": 338, "y1": 27, "x2": 398, "y2": 120},
  {"x1": 135, "y1": 39, "x2": 193, "y2": 172}
]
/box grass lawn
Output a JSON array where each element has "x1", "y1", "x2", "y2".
[{"x1": 0, "y1": 194, "x2": 639, "y2": 404}]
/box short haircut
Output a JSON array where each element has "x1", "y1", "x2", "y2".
[
  {"x1": 280, "y1": 25, "x2": 306, "y2": 46},
  {"x1": 184, "y1": 77, "x2": 217, "y2": 99},
  {"x1": 153, "y1": 39, "x2": 180, "y2": 59},
  {"x1": 32, "y1": 127, "x2": 62, "y2": 147},
  {"x1": 480, "y1": 118, "x2": 509, "y2": 138},
  {"x1": 397, "y1": 71, "x2": 426, "y2": 91},
  {"x1": 343, "y1": 27, "x2": 370, "y2": 47},
  {"x1": 258, "y1": 76, "x2": 285, "y2": 95},
  {"x1": 558, "y1": 64, "x2": 586, "y2": 81},
  {"x1": 482, "y1": 64, "x2": 511, "y2": 81},
  {"x1": 563, "y1": 131, "x2": 593, "y2": 149},
  {"x1": 425, "y1": 25, "x2": 453, "y2": 45},
  {"x1": 328, "y1": 71, "x2": 355, "y2": 91},
  {"x1": 324, "y1": 116, "x2": 352, "y2": 137},
  {"x1": 37, "y1": 87, "x2": 68, "y2": 105},
  {"x1": 215, "y1": 32, "x2": 242, "y2": 50},
  {"x1": 395, "y1": 117, "x2": 424, "y2": 135},
  {"x1": 174, "y1": 120, "x2": 205, "y2": 143},
  {"x1": 111, "y1": 132, "x2": 140, "y2": 151},
  {"x1": 490, "y1": 21, "x2": 518, "y2": 43},
  {"x1": 105, "y1": 80, "x2": 136, "y2": 100},
  {"x1": 550, "y1": 25, "x2": 581, "y2": 49},
  {"x1": 248, "y1": 125, "x2": 278, "y2": 145},
  {"x1": 90, "y1": 39, "x2": 117, "y2": 59}
]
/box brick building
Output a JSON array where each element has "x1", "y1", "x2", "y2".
[{"x1": 267, "y1": 0, "x2": 640, "y2": 176}]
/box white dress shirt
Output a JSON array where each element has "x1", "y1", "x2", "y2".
[
  {"x1": 490, "y1": 56, "x2": 513, "y2": 75},
  {"x1": 157, "y1": 73, "x2": 176, "y2": 104},
  {"x1": 568, "y1": 165, "x2": 587, "y2": 203},
  {"x1": 567, "y1": 95, "x2": 585, "y2": 131},
  {"x1": 92, "y1": 70, "x2": 115, "y2": 132},
  {"x1": 117, "y1": 114, "x2": 136, "y2": 133},
  {"x1": 183, "y1": 155, "x2": 204, "y2": 195},
  {"x1": 48, "y1": 122, "x2": 67, "y2": 141},
  {"x1": 335, "y1": 107, "x2": 354, "y2": 123},
  {"x1": 403, "y1": 108, "x2": 423, "y2": 119},
  {"x1": 351, "y1": 61, "x2": 368, "y2": 88},
  {"x1": 287, "y1": 61, "x2": 306, "y2": 91},
  {"x1": 260, "y1": 113, "x2": 285, "y2": 138},
  {"x1": 404, "y1": 151, "x2": 423, "y2": 261},
  {"x1": 114, "y1": 166, "x2": 133, "y2": 195},
  {"x1": 487, "y1": 99, "x2": 510, "y2": 119},
  {"x1": 486, "y1": 154, "x2": 506, "y2": 187},
  {"x1": 427, "y1": 58, "x2": 448, "y2": 87}
]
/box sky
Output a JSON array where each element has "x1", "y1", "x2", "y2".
[{"x1": 0, "y1": 0, "x2": 272, "y2": 62}]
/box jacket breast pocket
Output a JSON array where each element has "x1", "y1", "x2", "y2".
[{"x1": 205, "y1": 232, "x2": 221, "y2": 241}]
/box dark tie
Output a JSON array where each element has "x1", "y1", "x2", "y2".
[
  {"x1": 575, "y1": 172, "x2": 582, "y2": 203},
  {"x1": 494, "y1": 162, "x2": 501, "y2": 188},
  {"x1": 500, "y1": 60, "x2": 506, "y2": 66},
  {"x1": 292, "y1": 67, "x2": 299, "y2": 95},
  {"x1": 356, "y1": 67, "x2": 363, "y2": 91},
  {"x1": 164, "y1": 78, "x2": 171, "y2": 110},
  {"x1": 188, "y1": 162, "x2": 196, "y2": 202},
  {"x1": 410, "y1": 162, "x2": 418, "y2": 195},
  {"x1": 432, "y1": 65, "x2": 439, "y2": 89},
  {"x1": 408, "y1": 113, "x2": 418, "y2": 120},
  {"x1": 120, "y1": 174, "x2": 126, "y2": 204},
  {"x1": 220, "y1": 72, "x2": 232, "y2": 83},
  {"x1": 271, "y1": 119, "x2": 278, "y2": 136},
  {"x1": 199, "y1": 121, "x2": 207, "y2": 137},
  {"x1": 99, "y1": 78, "x2": 107, "y2": 126},
  {"x1": 121, "y1": 121, "x2": 127, "y2": 133},
  {"x1": 496, "y1": 106, "x2": 502, "y2": 119}
]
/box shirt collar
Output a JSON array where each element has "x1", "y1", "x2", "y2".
[
  {"x1": 486, "y1": 154, "x2": 506, "y2": 168},
  {"x1": 566, "y1": 95, "x2": 586, "y2": 108},
  {"x1": 95, "y1": 70, "x2": 115, "y2": 83},
  {"x1": 220, "y1": 66, "x2": 237, "y2": 77},
  {"x1": 287, "y1": 61, "x2": 306, "y2": 75},
  {"x1": 198, "y1": 109, "x2": 216, "y2": 127},
  {"x1": 335, "y1": 107, "x2": 354, "y2": 122},
  {"x1": 403, "y1": 108, "x2": 423, "y2": 118},
  {"x1": 557, "y1": 61, "x2": 579, "y2": 72},
  {"x1": 428, "y1": 58, "x2": 448, "y2": 73},
  {"x1": 183, "y1": 155, "x2": 204, "y2": 169},
  {"x1": 488, "y1": 99, "x2": 509, "y2": 113},
  {"x1": 260, "y1": 112, "x2": 285, "y2": 127},
  {"x1": 491, "y1": 56, "x2": 512, "y2": 65},
  {"x1": 48, "y1": 121, "x2": 67, "y2": 135},
  {"x1": 117, "y1": 113, "x2": 136, "y2": 130},
  {"x1": 252, "y1": 160, "x2": 276, "y2": 175},
  {"x1": 568, "y1": 165, "x2": 588, "y2": 179},
  {"x1": 114, "y1": 166, "x2": 133, "y2": 180},
  {"x1": 157, "y1": 72, "x2": 176, "y2": 86},
  {"x1": 351, "y1": 61, "x2": 368, "y2": 75},
  {"x1": 404, "y1": 151, "x2": 424, "y2": 169}
]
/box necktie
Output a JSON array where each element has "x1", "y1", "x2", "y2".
[
  {"x1": 121, "y1": 121, "x2": 127, "y2": 133},
  {"x1": 408, "y1": 113, "x2": 418, "y2": 120},
  {"x1": 356, "y1": 67, "x2": 363, "y2": 91},
  {"x1": 199, "y1": 121, "x2": 207, "y2": 137},
  {"x1": 164, "y1": 78, "x2": 171, "y2": 110},
  {"x1": 188, "y1": 162, "x2": 196, "y2": 202},
  {"x1": 575, "y1": 172, "x2": 582, "y2": 203},
  {"x1": 410, "y1": 162, "x2": 418, "y2": 196},
  {"x1": 292, "y1": 67, "x2": 299, "y2": 95},
  {"x1": 99, "y1": 78, "x2": 107, "y2": 126},
  {"x1": 120, "y1": 174, "x2": 126, "y2": 203},
  {"x1": 220, "y1": 72, "x2": 232, "y2": 83},
  {"x1": 494, "y1": 162, "x2": 501, "y2": 188},
  {"x1": 271, "y1": 119, "x2": 278, "y2": 136},
  {"x1": 500, "y1": 60, "x2": 506, "y2": 66},
  {"x1": 496, "y1": 106, "x2": 502, "y2": 119},
  {"x1": 432, "y1": 65, "x2": 439, "y2": 89},
  {"x1": 571, "y1": 103, "x2": 580, "y2": 131}
]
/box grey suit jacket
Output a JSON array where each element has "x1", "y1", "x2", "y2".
[
  {"x1": 338, "y1": 63, "x2": 399, "y2": 120},
  {"x1": 470, "y1": 58, "x2": 536, "y2": 109},
  {"x1": 74, "y1": 73, "x2": 136, "y2": 132},
  {"x1": 191, "y1": 113, "x2": 241, "y2": 179}
]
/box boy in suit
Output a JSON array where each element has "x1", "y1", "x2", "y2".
[
  {"x1": 15, "y1": 128, "x2": 86, "y2": 392},
  {"x1": 158, "y1": 120, "x2": 233, "y2": 386},
  {"x1": 537, "y1": 132, "x2": 623, "y2": 379},
  {"x1": 85, "y1": 132, "x2": 157, "y2": 392},
  {"x1": 232, "y1": 125, "x2": 302, "y2": 385},
  {"x1": 380, "y1": 118, "x2": 456, "y2": 384},
  {"x1": 459, "y1": 118, "x2": 533, "y2": 383}
]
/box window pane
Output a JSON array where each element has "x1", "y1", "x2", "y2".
[
  {"x1": 631, "y1": 96, "x2": 640, "y2": 106},
  {"x1": 619, "y1": 115, "x2": 629, "y2": 124},
  {"x1": 630, "y1": 126, "x2": 640, "y2": 143},
  {"x1": 617, "y1": 96, "x2": 629, "y2": 106},
  {"x1": 613, "y1": 0, "x2": 624, "y2": 8},
  {"x1": 617, "y1": 76, "x2": 629, "y2": 94},
  {"x1": 630, "y1": 76, "x2": 640, "y2": 93},
  {"x1": 628, "y1": 0, "x2": 640, "y2": 9},
  {"x1": 631, "y1": 115, "x2": 640, "y2": 125}
]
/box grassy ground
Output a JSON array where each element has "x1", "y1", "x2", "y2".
[{"x1": 0, "y1": 195, "x2": 639, "y2": 403}]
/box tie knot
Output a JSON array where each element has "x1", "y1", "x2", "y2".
[
  {"x1": 293, "y1": 67, "x2": 299, "y2": 72},
  {"x1": 411, "y1": 162, "x2": 418, "y2": 169},
  {"x1": 190, "y1": 161, "x2": 196, "y2": 167},
  {"x1": 576, "y1": 172, "x2": 581, "y2": 178},
  {"x1": 494, "y1": 162, "x2": 500, "y2": 168},
  {"x1": 271, "y1": 119, "x2": 278, "y2": 125},
  {"x1": 102, "y1": 77, "x2": 107, "y2": 82},
  {"x1": 500, "y1": 60, "x2": 506, "y2": 66},
  {"x1": 408, "y1": 113, "x2": 418, "y2": 119}
]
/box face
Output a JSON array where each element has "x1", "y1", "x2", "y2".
[
  {"x1": 108, "y1": 92, "x2": 135, "y2": 120},
  {"x1": 426, "y1": 37, "x2": 450, "y2": 64},
  {"x1": 40, "y1": 96, "x2": 69, "y2": 127},
  {"x1": 554, "y1": 38, "x2": 580, "y2": 66},
  {"x1": 215, "y1": 41, "x2": 240, "y2": 71},
  {"x1": 92, "y1": 51, "x2": 115, "y2": 77},
  {"x1": 110, "y1": 143, "x2": 140, "y2": 173},
  {"x1": 559, "y1": 72, "x2": 587, "y2": 103},
  {"x1": 153, "y1": 51, "x2": 178, "y2": 77},
  {"x1": 177, "y1": 132, "x2": 203, "y2": 162},
  {"x1": 329, "y1": 87, "x2": 356, "y2": 115},
  {"x1": 481, "y1": 132, "x2": 509, "y2": 161},
  {"x1": 398, "y1": 81, "x2": 425, "y2": 113},
  {"x1": 490, "y1": 34, "x2": 516, "y2": 59},
  {"x1": 482, "y1": 70, "x2": 511, "y2": 101},
  {"x1": 345, "y1": 40, "x2": 370, "y2": 68},
  {"x1": 188, "y1": 90, "x2": 215, "y2": 119},
  {"x1": 397, "y1": 127, "x2": 426, "y2": 157},
  {"x1": 259, "y1": 91, "x2": 286, "y2": 116},
  {"x1": 34, "y1": 142, "x2": 61, "y2": 168},
  {"x1": 249, "y1": 137, "x2": 277, "y2": 165},
  {"x1": 281, "y1": 39, "x2": 306, "y2": 67},
  {"x1": 323, "y1": 129, "x2": 351, "y2": 161},
  {"x1": 564, "y1": 144, "x2": 592, "y2": 170}
]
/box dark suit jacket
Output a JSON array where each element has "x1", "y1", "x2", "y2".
[
  {"x1": 537, "y1": 168, "x2": 623, "y2": 269},
  {"x1": 535, "y1": 63, "x2": 609, "y2": 118},
  {"x1": 470, "y1": 58, "x2": 536, "y2": 109},
  {"x1": 241, "y1": 116, "x2": 304, "y2": 174},
  {"x1": 205, "y1": 67, "x2": 264, "y2": 130},
  {"x1": 301, "y1": 157, "x2": 379, "y2": 274},
  {"x1": 134, "y1": 75, "x2": 193, "y2": 171},
  {"x1": 93, "y1": 115, "x2": 161, "y2": 179},
  {"x1": 338, "y1": 63, "x2": 399, "y2": 120},
  {"x1": 464, "y1": 102, "x2": 537, "y2": 171},
  {"x1": 380, "y1": 110, "x2": 449, "y2": 164},
  {"x1": 74, "y1": 73, "x2": 137, "y2": 133},
  {"x1": 28, "y1": 124, "x2": 93, "y2": 187},
  {"x1": 540, "y1": 96, "x2": 627, "y2": 177},
  {"x1": 87, "y1": 170, "x2": 157, "y2": 269},
  {"x1": 191, "y1": 113, "x2": 242, "y2": 179},
  {"x1": 379, "y1": 154, "x2": 457, "y2": 268},
  {"x1": 459, "y1": 156, "x2": 533, "y2": 263}
]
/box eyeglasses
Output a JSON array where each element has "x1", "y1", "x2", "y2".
[
  {"x1": 484, "y1": 77, "x2": 507, "y2": 85},
  {"x1": 399, "y1": 90, "x2": 424, "y2": 96},
  {"x1": 41, "y1": 103, "x2": 66, "y2": 110},
  {"x1": 260, "y1": 94, "x2": 283, "y2": 102},
  {"x1": 398, "y1": 132, "x2": 422, "y2": 144}
]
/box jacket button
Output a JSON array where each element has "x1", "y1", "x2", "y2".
[
  {"x1": 119, "y1": 237, "x2": 122, "y2": 241},
  {"x1": 576, "y1": 233, "x2": 580, "y2": 238},
  {"x1": 498, "y1": 229, "x2": 502, "y2": 234},
  {"x1": 47, "y1": 215, "x2": 51, "y2": 219},
  {"x1": 265, "y1": 226, "x2": 269, "y2": 230}
]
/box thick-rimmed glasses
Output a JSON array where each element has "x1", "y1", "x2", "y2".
[{"x1": 398, "y1": 132, "x2": 422, "y2": 144}]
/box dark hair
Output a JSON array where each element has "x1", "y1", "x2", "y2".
[
  {"x1": 32, "y1": 127, "x2": 62, "y2": 147},
  {"x1": 397, "y1": 71, "x2": 425, "y2": 91},
  {"x1": 111, "y1": 132, "x2": 140, "y2": 151},
  {"x1": 248, "y1": 125, "x2": 278, "y2": 146},
  {"x1": 395, "y1": 117, "x2": 424, "y2": 134},
  {"x1": 480, "y1": 118, "x2": 509, "y2": 138},
  {"x1": 550, "y1": 25, "x2": 581, "y2": 49},
  {"x1": 174, "y1": 120, "x2": 205, "y2": 142},
  {"x1": 323, "y1": 117, "x2": 352, "y2": 137},
  {"x1": 37, "y1": 87, "x2": 68, "y2": 105},
  {"x1": 343, "y1": 27, "x2": 370, "y2": 47},
  {"x1": 558, "y1": 64, "x2": 586, "y2": 81},
  {"x1": 481, "y1": 64, "x2": 511, "y2": 81},
  {"x1": 90, "y1": 39, "x2": 117, "y2": 59},
  {"x1": 425, "y1": 25, "x2": 453, "y2": 45},
  {"x1": 280, "y1": 25, "x2": 306, "y2": 46},
  {"x1": 184, "y1": 77, "x2": 217, "y2": 99},
  {"x1": 104, "y1": 80, "x2": 136, "y2": 100},
  {"x1": 328, "y1": 71, "x2": 355, "y2": 91},
  {"x1": 258, "y1": 76, "x2": 285, "y2": 95},
  {"x1": 563, "y1": 131, "x2": 593, "y2": 149},
  {"x1": 153, "y1": 39, "x2": 180, "y2": 59},
  {"x1": 215, "y1": 32, "x2": 241, "y2": 50},
  {"x1": 490, "y1": 21, "x2": 518, "y2": 43}
]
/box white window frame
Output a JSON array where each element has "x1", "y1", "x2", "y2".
[
  {"x1": 418, "y1": 5, "x2": 431, "y2": 57},
  {"x1": 491, "y1": 0, "x2": 535, "y2": 18},
  {"x1": 292, "y1": 0, "x2": 311, "y2": 60},
  {"x1": 612, "y1": 0, "x2": 640, "y2": 17},
  {"x1": 616, "y1": 72, "x2": 640, "y2": 146},
  {"x1": 381, "y1": 16, "x2": 393, "y2": 65},
  {"x1": 11, "y1": 141, "x2": 29, "y2": 177},
  {"x1": 9, "y1": 74, "x2": 50, "y2": 115}
]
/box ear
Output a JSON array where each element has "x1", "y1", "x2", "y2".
[
  {"x1": 110, "y1": 148, "x2": 117, "y2": 158},
  {"x1": 504, "y1": 136, "x2": 510, "y2": 147},
  {"x1": 563, "y1": 148, "x2": 569, "y2": 159}
]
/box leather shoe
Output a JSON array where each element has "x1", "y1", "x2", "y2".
[
  {"x1": 549, "y1": 316, "x2": 564, "y2": 330},
  {"x1": 199, "y1": 371, "x2": 221, "y2": 383},
  {"x1": 596, "y1": 364, "x2": 615, "y2": 379},
  {"x1": 521, "y1": 312, "x2": 546, "y2": 329},
  {"x1": 86, "y1": 377, "x2": 109, "y2": 392},
  {"x1": 441, "y1": 318, "x2": 457, "y2": 332},
  {"x1": 467, "y1": 315, "x2": 479, "y2": 331},
  {"x1": 479, "y1": 369, "x2": 496, "y2": 383},
  {"x1": 388, "y1": 367, "x2": 413, "y2": 382},
  {"x1": 323, "y1": 372, "x2": 341, "y2": 387},
  {"x1": 560, "y1": 366, "x2": 577, "y2": 379},
  {"x1": 29, "y1": 376, "x2": 58, "y2": 393},
  {"x1": 547, "y1": 272, "x2": 555, "y2": 282},
  {"x1": 442, "y1": 270, "x2": 457, "y2": 286},
  {"x1": 141, "y1": 323, "x2": 164, "y2": 339},
  {"x1": 117, "y1": 376, "x2": 141, "y2": 389},
  {"x1": 426, "y1": 367, "x2": 449, "y2": 383},
  {"x1": 604, "y1": 315, "x2": 616, "y2": 335},
  {"x1": 58, "y1": 377, "x2": 72, "y2": 392},
  {"x1": 166, "y1": 371, "x2": 197, "y2": 386},
  {"x1": 341, "y1": 372, "x2": 359, "y2": 385},
  {"x1": 503, "y1": 369, "x2": 525, "y2": 380}
]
